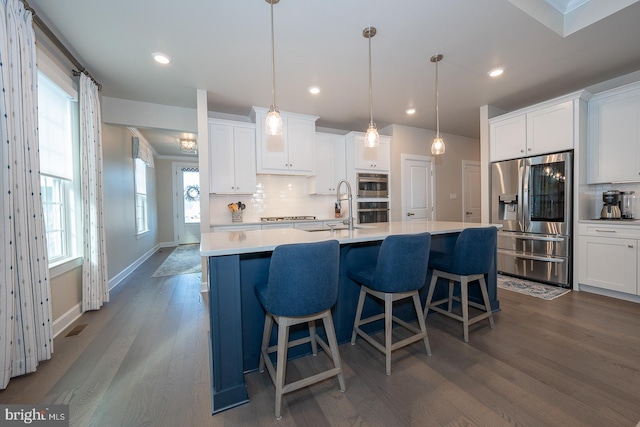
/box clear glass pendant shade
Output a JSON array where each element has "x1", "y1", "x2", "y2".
[
  {"x1": 364, "y1": 123, "x2": 380, "y2": 148},
  {"x1": 265, "y1": 106, "x2": 284, "y2": 136},
  {"x1": 431, "y1": 136, "x2": 445, "y2": 155}
]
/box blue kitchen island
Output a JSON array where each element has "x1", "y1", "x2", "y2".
[{"x1": 200, "y1": 221, "x2": 500, "y2": 414}]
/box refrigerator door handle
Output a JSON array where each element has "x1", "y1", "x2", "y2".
[
  {"x1": 522, "y1": 162, "x2": 531, "y2": 232},
  {"x1": 517, "y1": 162, "x2": 525, "y2": 231}
]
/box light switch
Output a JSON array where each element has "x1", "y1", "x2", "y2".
[{"x1": 449, "y1": 193, "x2": 457, "y2": 199}]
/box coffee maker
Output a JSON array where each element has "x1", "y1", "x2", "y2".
[{"x1": 601, "y1": 190, "x2": 622, "y2": 219}]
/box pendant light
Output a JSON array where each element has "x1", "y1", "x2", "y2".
[
  {"x1": 430, "y1": 54, "x2": 445, "y2": 155},
  {"x1": 363, "y1": 26, "x2": 379, "y2": 148},
  {"x1": 265, "y1": 0, "x2": 284, "y2": 136}
]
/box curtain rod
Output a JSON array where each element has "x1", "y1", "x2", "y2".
[{"x1": 20, "y1": 0, "x2": 102, "y2": 90}]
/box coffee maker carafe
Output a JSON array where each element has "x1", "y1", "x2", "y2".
[{"x1": 601, "y1": 190, "x2": 621, "y2": 219}]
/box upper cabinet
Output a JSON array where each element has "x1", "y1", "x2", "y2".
[
  {"x1": 587, "y1": 82, "x2": 640, "y2": 184},
  {"x1": 251, "y1": 106, "x2": 319, "y2": 175},
  {"x1": 312, "y1": 132, "x2": 346, "y2": 194},
  {"x1": 489, "y1": 93, "x2": 581, "y2": 162},
  {"x1": 209, "y1": 119, "x2": 256, "y2": 194},
  {"x1": 345, "y1": 132, "x2": 391, "y2": 171}
]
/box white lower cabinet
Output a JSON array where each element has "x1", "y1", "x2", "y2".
[{"x1": 578, "y1": 224, "x2": 639, "y2": 295}]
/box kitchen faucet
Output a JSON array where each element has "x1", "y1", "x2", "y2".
[{"x1": 336, "y1": 179, "x2": 354, "y2": 230}]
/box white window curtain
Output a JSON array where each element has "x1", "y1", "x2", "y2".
[
  {"x1": 0, "y1": 0, "x2": 53, "y2": 389},
  {"x1": 79, "y1": 73, "x2": 109, "y2": 311}
]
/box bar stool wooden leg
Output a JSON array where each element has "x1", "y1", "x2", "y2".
[
  {"x1": 322, "y1": 314, "x2": 346, "y2": 392},
  {"x1": 424, "y1": 274, "x2": 438, "y2": 318},
  {"x1": 259, "y1": 313, "x2": 274, "y2": 373},
  {"x1": 447, "y1": 279, "x2": 454, "y2": 312},
  {"x1": 384, "y1": 293, "x2": 393, "y2": 375},
  {"x1": 351, "y1": 288, "x2": 366, "y2": 345},
  {"x1": 309, "y1": 321, "x2": 318, "y2": 356},
  {"x1": 479, "y1": 277, "x2": 495, "y2": 329},
  {"x1": 412, "y1": 292, "x2": 431, "y2": 355},
  {"x1": 461, "y1": 277, "x2": 469, "y2": 343},
  {"x1": 274, "y1": 317, "x2": 291, "y2": 419}
]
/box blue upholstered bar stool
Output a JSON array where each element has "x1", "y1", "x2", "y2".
[
  {"x1": 256, "y1": 240, "x2": 345, "y2": 419},
  {"x1": 423, "y1": 227, "x2": 497, "y2": 342},
  {"x1": 348, "y1": 233, "x2": 432, "y2": 375}
]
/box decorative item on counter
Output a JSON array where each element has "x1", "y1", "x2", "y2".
[{"x1": 228, "y1": 201, "x2": 246, "y2": 222}]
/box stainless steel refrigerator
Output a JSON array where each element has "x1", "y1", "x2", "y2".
[{"x1": 491, "y1": 151, "x2": 572, "y2": 287}]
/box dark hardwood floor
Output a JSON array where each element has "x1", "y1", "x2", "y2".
[{"x1": 2, "y1": 248, "x2": 640, "y2": 426}]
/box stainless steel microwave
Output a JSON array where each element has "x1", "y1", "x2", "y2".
[{"x1": 356, "y1": 173, "x2": 388, "y2": 198}]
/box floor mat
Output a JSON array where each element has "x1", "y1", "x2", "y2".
[{"x1": 497, "y1": 274, "x2": 571, "y2": 300}]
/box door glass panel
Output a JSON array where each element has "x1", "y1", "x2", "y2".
[
  {"x1": 529, "y1": 161, "x2": 565, "y2": 222},
  {"x1": 182, "y1": 168, "x2": 200, "y2": 224}
]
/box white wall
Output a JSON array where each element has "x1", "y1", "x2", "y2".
[{"x1": 385, "y1": 124, "x2": 481, "y2": 222}]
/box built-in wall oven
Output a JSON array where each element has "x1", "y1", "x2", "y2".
[
  {"x1": 357, "y1": 201, "x2": 389, "y2": 224},
  {"x1": 491, "y1": 151, "x2": 572, "y2": 287},
  {"x1": 356, "y1": 173, "x2": 388, "y2": 198}
]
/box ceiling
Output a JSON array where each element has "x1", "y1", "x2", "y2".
[{"x1": 27, "y1": 0, "x2": 640, "y2": 156}]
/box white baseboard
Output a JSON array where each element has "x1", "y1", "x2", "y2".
[
  {"x1": 108, "y1": 243, "x2": 164, "y2": 291},
  {"x1": 52, "y1": 303, "x2": 83, "y2": 338},
  {"x1": 579, "y1": 284, "x2": 640, "y2": 303}
]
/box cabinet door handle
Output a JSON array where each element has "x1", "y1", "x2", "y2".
[{"x1": 595, "y1": 229, "x2": 616, "y2": 233}]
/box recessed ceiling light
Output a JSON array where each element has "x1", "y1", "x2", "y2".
[
  {"x1": 488, "y1": 67, "x2": 504, "y2": 77},
  {"x1": 309, "y1": 86, "x2": 320, "y2": 95},
  {"x1": 152, "y1": 52, "x2": 172, "y2": 65},
  {"x1": 406, "y1": 108, "x2": 416, "y2": 115}
]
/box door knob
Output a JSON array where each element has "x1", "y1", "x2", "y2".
[
  {"x1": 466, "y1": 212, "x2": 472, "y2": 215},
  {"x1": 407, "y1": 212, "x2": 415, "y2": 216}
]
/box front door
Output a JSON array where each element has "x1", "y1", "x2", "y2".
[
  {"x1": 174, "y1": 163, "x2": 201, "y2": 244},
  {"x1": 401, "y1": 154, "x2": 434, "y2": 221}
]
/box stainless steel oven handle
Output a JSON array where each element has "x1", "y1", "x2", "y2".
[
  {"x1": 498, "y1": 249, "x2": 565, "y2": 263},
  {"x1": 357, "y1": 208, "x2": 390, "y2": 212}
]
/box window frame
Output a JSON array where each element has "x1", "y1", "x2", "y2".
[{"x1": 134, "y1": 157, "x2": 149, "y2": 236}]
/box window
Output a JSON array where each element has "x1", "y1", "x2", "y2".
[
  {"x1": 37, "y1": 71, "x2": 79, "y2": 265},
  {"x1": 135, "y1": 158, "x2": 149, "y2": 234}
]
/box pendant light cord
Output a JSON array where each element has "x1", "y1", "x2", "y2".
[
  {"x1": 435, "y1": 56, "x2": 440, "y2": 138},
  {"x1": 270, "y1": 0, "x2": 277, "y2": 107},
  {"x1": 368, "y1": 29, "x2": 374, "y2": 126}
]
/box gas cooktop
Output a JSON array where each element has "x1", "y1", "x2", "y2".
[{"x1": 260, "y1": 216, "x2": 317, "y2": 222}]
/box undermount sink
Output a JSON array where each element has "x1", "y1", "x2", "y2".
[{"x1": 303, "y1": 225, "x2": 377, "y2": 232}]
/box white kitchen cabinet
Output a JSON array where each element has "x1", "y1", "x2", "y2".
[
  {"x1": 490, "y1": 114, "x2": 527, "y2": 161},
  {"x1": 312, "y1": 132, "x2": 346, "y2": 194},
  {"x1": 209, "y1": 119, "x2": 256, "y2": 194},
  {"x1": 578, "y1": 223, "x2": 639, "y2": 295},
  {"x1": 251, "y1": 106, "x2": 319, "y2": 175},
  {"x1": 346, "y1": 132, "x2": 390, "y2": 171},
  {"x1": 489, "y1": 95, "x2": 577, "y2": 162},
  {"x1": 587, "y1": 82, "x2": 640, "y2": 184}
]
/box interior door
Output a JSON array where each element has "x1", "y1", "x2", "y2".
[
  {"x1": 174, "y1": 163, "x2": 201, "y2": 244},
  {"x1": 462, "y1": 161, "x2": 481, "y2": 222},
  {"x1": 402, "y1": 155, "x2": 434, "y2": 221}
]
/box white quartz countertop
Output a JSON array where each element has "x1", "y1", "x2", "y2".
[{"x1": 200, "y1": 220, "x2": 501, "y2": 257}]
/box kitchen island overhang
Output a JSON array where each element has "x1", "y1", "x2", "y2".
[{"x1": 201, "y1": 221, "x2": 501, "y2": 414}]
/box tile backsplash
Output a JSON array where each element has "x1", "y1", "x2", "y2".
[{"x1": 210, "y1": 175, "x2": 340, "y2": 224}]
